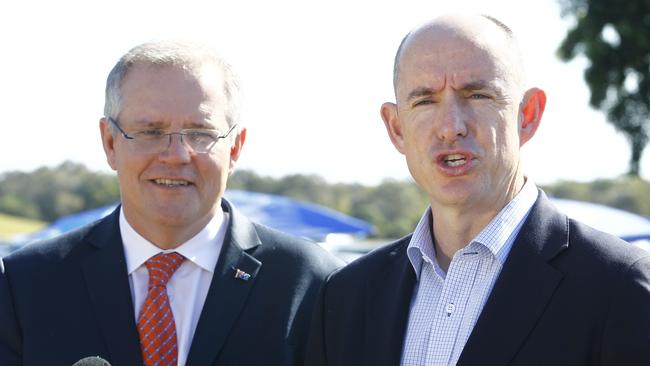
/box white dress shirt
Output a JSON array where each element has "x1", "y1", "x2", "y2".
[
  {"x1": 400, "y1": 180, "x2": 538, "y2": 366},
  {"x1": 119, "y1": 208, "x2": 228, "y2": 366}
]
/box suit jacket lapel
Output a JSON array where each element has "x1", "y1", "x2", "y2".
[
  {"x1": 185, "y1": 199, "x2": 262, "y2": 365},
  {"x1": 365, "y1": 238, "x2": 416, "y2": 366},
  {"x1": 82, "y1": 208, "x2": 143, "y2": 365},
  {"x1": 457, "y1": 192, "x2": 569, "y2": 366}
]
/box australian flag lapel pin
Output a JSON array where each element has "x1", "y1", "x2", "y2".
[{"x1": 234, "y1": 268, "x2": 251, "y2": 281}]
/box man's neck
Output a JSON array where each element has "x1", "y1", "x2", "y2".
[
  {"x1": 430, "y1": 208, "x2": 499, "y2": 272},
  {"x1": 142, "y1": 225, "x2": 207, "y2": 250},
  {"x1": 122, "y1": 208, "x2": 220, "y2": 250},
  {"x1": 430, "y1": 177, "x2": 526, "y2": 272}
]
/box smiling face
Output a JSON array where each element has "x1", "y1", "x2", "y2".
[
  {"x1": 100, "y1": 63, "x2": 244, "y2": 247},
  {"x1": 382, "y1": 16, "x2": 543, "y2": 214}
]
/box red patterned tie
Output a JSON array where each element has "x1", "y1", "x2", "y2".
[{"x1": 137, "y1": 252, "x2": 185, "y2": 366}]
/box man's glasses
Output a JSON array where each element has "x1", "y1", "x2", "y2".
[{"x1": 108, "y1": 117, "x2": 237, "y2": 154}]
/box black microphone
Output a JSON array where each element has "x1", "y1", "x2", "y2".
[{"x1": 71, "y1": 356, "x2": 112, "y2": 366}]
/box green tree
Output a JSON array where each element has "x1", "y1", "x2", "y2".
[
  {"x1": 0, "y1": 195, "x2": 40, "y2": 219},
  {"x1": 542, "y1": 176, "x2": 650, "y2": 215},
  {"x1": 229, "y1": 170, "x2": 279, "y2": 193},
  {"x1": 228, "y1": 170, "x2": 429, "y2": 238},
  {"x1": 3, "y1": 164, "x2": 649, "y2": 238},
  {"x1": 349, "y1": 179, "x2": 428, "y2": 238},
  {"x1": 0, "y1": 162, "x2": 119, "y2": 221},
  {"x1": 557, "y1": 0, "x2": 650, "y2": 175}
]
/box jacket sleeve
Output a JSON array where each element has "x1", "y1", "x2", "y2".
[
  {"x1": 0, "y1": 259, "x2": 21, "y2": 366},
  {"x1": 304, "y1": 275, "x2": 332, "y2": 366},
  {"x1": 601, "y1": 254, "x2": 650, "y2": 365}
]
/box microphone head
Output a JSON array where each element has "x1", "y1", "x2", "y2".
[{"x1": 71, "y1": 356, "x2": 112, "y2": 366}]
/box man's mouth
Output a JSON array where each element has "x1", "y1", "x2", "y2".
[
  {"x1": 442, "y1": 154, "x2": 467, "y2": 167},
  {"x1": 153, "y1": 178, "x2": 190, "y2": 187}
]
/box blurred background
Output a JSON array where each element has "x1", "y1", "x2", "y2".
[{"x1": 2, "y1": 0, "x2": 650, "y2": 256}]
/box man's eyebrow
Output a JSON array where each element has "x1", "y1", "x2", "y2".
[
  {"x1": 131, "y1": 120, "x2": 166, "y2": 128},
  {"x1": 461, "y1": 80, "x2": 508, "y2": 97},
  {"x1": 406, "y1": 87, "x2": 438, "y2": 101},
  {"x1": 129, "y1": 120, "x2": 217, "y2": 130},
  {"x1": 185, "y1": 121, "x2": 215, "y2": 129},
  {"x1": 405, "y1": 80, "x2": 501, "y2": 101},
  {"x1": 460, "y1": 80, "x2": 489, "y2": 91}
]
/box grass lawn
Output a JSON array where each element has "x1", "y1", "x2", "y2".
[{"x1": 0, "y1": 213, "x2": 47, "y2": 238}]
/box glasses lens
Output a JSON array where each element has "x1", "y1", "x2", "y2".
[
  {"x1": 125, "y1": 129, "x2": 226, "y2": 154},
  {"x1": 185, "y1": 131, "x2": 218, "y2": 153},
  {"x1": 131, "y1": 130, "x2": 169, "y2": 153}
]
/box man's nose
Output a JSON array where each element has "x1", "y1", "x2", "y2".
[
  {"x1": 437, "y1": 98, "x2": 468, "y2": 143},
  {"x1": 159, "y1": 133, "x2": 192, "y2": 162}
]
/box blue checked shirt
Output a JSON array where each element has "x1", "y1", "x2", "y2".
[{"x1": 400, "y1": 180, "x2": 538, "y2": 366}]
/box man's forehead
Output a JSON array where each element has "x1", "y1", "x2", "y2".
[
  {"x1": 122, "y1": 62, "x2": 224, "y2": 96},
  {"x1": 395, "y1": 16, "x2": 520, "y2": 97},
  {"x1": 118, "y1": 63, "x2": 227, "y2": 123},
  {"x1": 404, "y1": 42, "x2": 498, "y2": 71},
  {"x1": 401, "y1": 18, "x2": 510, "y2": 65},
  {"x1": 398, "y1": 44, "x2": 503, "y2": 90}
]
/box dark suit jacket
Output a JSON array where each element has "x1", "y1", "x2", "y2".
[
  {"x1": 0, "y1": 199, "x2": 342, "y2": 366},
  {"x1": 306, "y1": 191, "x2": 650, "y2": 366}
]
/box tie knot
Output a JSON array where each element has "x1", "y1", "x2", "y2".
[{"x1": 145, "y1": 252, "x2": 185, "y2": 288}]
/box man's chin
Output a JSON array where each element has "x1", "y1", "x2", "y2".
[{"x1": 153, "y1": 207, "x2": 201, "y2": 225}]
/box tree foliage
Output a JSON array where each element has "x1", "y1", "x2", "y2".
[
  {"x1": 542, "y1": 175, "x2": 650, "y2": 215},
  {"x1": 557, "y1": 0, "x2": 650, "y2": 175},
  {"x1": 2, "y1": 163, "x2": 649, "y2": 238},
  {"x1": 228, "y1": 171, "x2": 429, "y2": 238},
  {"x1": 0, "y1": 162, "x2": 120, "y2": 221}
]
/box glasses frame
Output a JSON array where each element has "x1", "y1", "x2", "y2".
[{"x1": 107, "y1": 117, "x2": 238, "y2": 154}]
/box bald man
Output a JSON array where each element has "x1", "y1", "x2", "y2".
[{"x1": 305, "y1": 14, "x2": 650, "y2": 366}]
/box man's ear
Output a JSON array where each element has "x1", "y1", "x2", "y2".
[
  {"x1": 229, "y1": 127, "x2": 246, "y2": 175},
  {"x1": 518, "y1": 88, "x2": 546, "y2": 146},
  {"x1": 380, "y1": 102, "x2": 406, "y2": 154},
  {"x1": 99, "y1": 118, "x2": 118, "y2": 171}
]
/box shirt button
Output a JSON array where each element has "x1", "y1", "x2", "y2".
[{"x1": 446, "y1": 303, "x2": 455, "y2": 316}]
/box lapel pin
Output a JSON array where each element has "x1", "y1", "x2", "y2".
[{"x1": 234, "y1": 268, "x2": 251, "y2": 281}]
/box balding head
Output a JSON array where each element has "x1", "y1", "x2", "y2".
[{"x1": 392, "y1": 14, "x2": 525, "y2": 100}]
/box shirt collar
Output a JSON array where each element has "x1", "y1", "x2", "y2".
[
  {"x1": 407, "y1": 179, "x2": 538, "y2": 279},
  {"x1": 407, "y1": 208, "x2": 436, "y2": 280},
  {"x1": 120, "y1": 206, "x2": 227, "y2": 275},
  {"x1": 473, "y1": 178, "x2": 538, "y2": 260}
]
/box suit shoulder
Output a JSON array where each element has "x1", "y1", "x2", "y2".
[
  {"x1": 329, "y1": 235, "x2": 412, "y2": 282},
  {"x1": 567, "y1": 218, "x2": 650, "y2": 268},
  {"x1": 557, "y1": 218, "x2": 650, "y2": 289},
  {"x1": 252, "y1": 223, "x2": 344, "y2": 273},
  {"x1": 2, "y1": 221, "x2": 98, "y2": 272}
]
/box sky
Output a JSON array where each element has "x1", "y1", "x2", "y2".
[{"x1": 1, "y1": 0, "x2": 648, "y2": 185}]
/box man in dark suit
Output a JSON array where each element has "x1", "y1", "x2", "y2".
[
  {"x1": 0, "y1": 41, "x2": 341, "y2": 366},
  {"x1": 306, "y1": 14, "x2": 650, "y2": 366}
]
